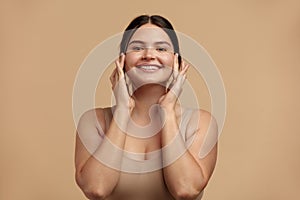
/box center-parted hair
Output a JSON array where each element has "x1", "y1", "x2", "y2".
[{"x1": 120, "y1": 15, "x2": 182, "y2": 66}]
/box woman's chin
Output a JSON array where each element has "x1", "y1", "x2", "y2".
[
  {"x1": 131, "y1": 78, "x2": 168, "y2": 89},
  {"x1": 127, "y1": 70, "x2": 171, "y2": 89}
]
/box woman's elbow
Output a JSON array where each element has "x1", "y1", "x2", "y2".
[
  {"x1": 82, "y1": 187, "x2": 106, "y2": 200},
  {"x1": 75, "y1": 172, "x2": 107, "y2": 200},
  {"x1": 75, "y1": 171, "x2": 85, "y2": 191},
  {"x1": 174, "y1": 188, "x2": 202, "y2": 200},
  {"x1": 173, "y1": 181, "x2": 207, "y2": 200}
]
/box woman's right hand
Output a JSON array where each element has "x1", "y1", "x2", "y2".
[{"x1": 110, "y1": 53, "x2": 135, "y2": 113}]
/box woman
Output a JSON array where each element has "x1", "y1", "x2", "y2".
[{"x1": 75, "y1": 15, "x2": 218, "y2": 200}]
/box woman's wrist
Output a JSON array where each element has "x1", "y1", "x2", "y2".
[
  {"x1": 160, "y1": 107, "x2": 177, "y2": 123},
  {"x1": 112, "y1": 106, "x2": 132, "y2": 130}
]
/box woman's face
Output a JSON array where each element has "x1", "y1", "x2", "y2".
[{"x1": 124, "y1": 23, "x2": 175, "y2": 88}]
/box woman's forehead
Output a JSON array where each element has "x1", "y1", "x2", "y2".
[{"x1": 129, "y1": 24, "x2": 172, "y2": 44}]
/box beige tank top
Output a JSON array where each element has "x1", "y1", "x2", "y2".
[{"x1": 93, "y1": 107, "x2": 203, "y2": 200}]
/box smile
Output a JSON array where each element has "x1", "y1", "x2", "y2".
[{"x1": 136, "y1": 65, "x2": 162, "y2": 72}]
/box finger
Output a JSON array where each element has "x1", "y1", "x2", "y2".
[
  {"x1": 179, "y1": 60, "x2": 189, "y2": 75},
  {"x1": 111, "y1": 74, "x2": 118, "y2": 89},
  {"x1": 116, "y1": 53, "x2": 125, "y2": 78},
  {"x1": 169, "y1": 83, "x2": 183, "y2": 100},
  {"x1": 110, "y1": 68, "x2": 117, "y2": 84},
  {"x1": 170, "y1": 70, "x2": 187, "y2": 98},
  {"x1": 173, "y1": 53, "x2": 179, "y2": 72},
  {"x1": 173, "y1": 53, "x2": 179, "y2": 79},
  {"x1": 119, "y1": 53, "x2": 125, "y2": 67},
  {"x1": 116, "y1": 64, "x2": 123, "y2": 78},
  {"x1": 174, "y1": 74, "x2": 186, "y2": 87}
]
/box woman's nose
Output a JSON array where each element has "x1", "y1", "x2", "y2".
[{"x1": 141, "y1": 48, "x2": 155, "y2": 60}]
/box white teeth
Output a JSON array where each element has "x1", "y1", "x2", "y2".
[{"x1": 139, "y1": 65, "x2": 160, "y2": 70}]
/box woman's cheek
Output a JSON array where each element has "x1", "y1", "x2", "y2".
[
  {"x1": 124, "y1": 55, "x2": 139, "y2": 69},
  {"x1": 161, "y1": 55, "x2": 175, "y2": 68}
]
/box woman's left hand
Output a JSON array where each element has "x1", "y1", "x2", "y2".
[{"x1": 158, "y1": 54, "x2": 189, "y2": 112}]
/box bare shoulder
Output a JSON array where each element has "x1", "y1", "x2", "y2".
[
  {"x1": 188, "y1": 109, "x2": 218, "y2": 131},
  {"x1": 78, "y1": 107, "x2": 112, "y2": 132},
  {"x1": 199, "y1": 109, "x2": 217, "y2": 127}
]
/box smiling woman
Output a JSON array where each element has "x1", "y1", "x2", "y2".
[{"x1": 74, "y1": 15, "x2": 218, "y2": 200}]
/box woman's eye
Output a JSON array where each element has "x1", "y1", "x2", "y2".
[
  {"x1": 132, "y1": 46, "x2": 144, "y2": 51},
  {"x1": 156, "y1": 47, "x2": 167, "y2": 52}
]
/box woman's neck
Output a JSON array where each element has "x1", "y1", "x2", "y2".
[{"x1": 131, "y1": 84, "x2": 165, "y2": 115}]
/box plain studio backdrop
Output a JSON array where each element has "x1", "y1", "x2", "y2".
[{"x1": 1, "y1": 1, "x2": 299, "y2": 199}]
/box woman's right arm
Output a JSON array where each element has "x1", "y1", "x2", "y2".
[
  {"x1": 75, "y1": 108, "x2": 129, "y2": 200},
  {"x1": 75, "y1": 54, "x2": 133, "y2": 200}
]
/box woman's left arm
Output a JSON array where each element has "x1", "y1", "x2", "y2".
[
  {"x1": 161, "y1": 109, "x2": 218, "y2": 200},
  {"x1": 159, "y1": 55, "x2": 218, "y2": 200}
]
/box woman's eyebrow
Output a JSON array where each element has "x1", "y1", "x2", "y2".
[
  {"x1": 128, "y1": 40, "x2": 145, "y2": 45},
  {"x1": 128, "y1": 40, "x2": 172, "y2": 46},
  {"x1": 154, "y1": 41, "x2": 172, "y2": 47}
]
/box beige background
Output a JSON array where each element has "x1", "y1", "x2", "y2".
[{"x1": 1, "y1": 0, "x2": 299, "y2": 199}]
